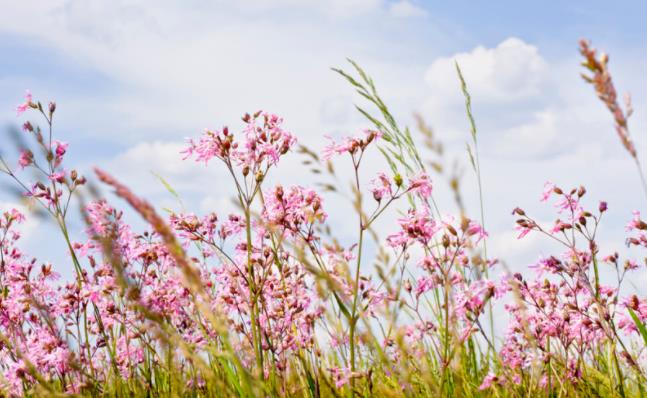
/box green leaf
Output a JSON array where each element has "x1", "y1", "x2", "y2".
[
  {"x1": 627, "y1": 308, "x2": 647, "y2": 346},
  {"x1": 333, "y1": 292, "x2": 351, "y2": 320},
  {"x1": 151, "y1": 171, "x2": 185, "y2": 209}
]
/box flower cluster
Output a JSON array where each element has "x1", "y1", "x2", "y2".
[
  {"x1": 369, "y1": 171, "x2": 433, "y2": 202},
  {"x1": 487, "y1": 183, "x2": 646, "y2": 390},
  {"x1": 261, "y1": 185, "x2": 326, "y2": 239},
  {"x1": 2, "y1": 89, "x2": 645, "y2": 397},
  {"x1": 182, "y1": 111, "x2": 296, "y2": 172},
  {"x1": 322, "y1": 129, "x2": 381, "y2": 161}
]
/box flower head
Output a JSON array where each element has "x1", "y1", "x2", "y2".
[
  {"x1": 321, "y1": 129, "x2": 381, "y2": 161},
  {"x1": 15, "y1": 90, "x2": 33, "y2": 116}
]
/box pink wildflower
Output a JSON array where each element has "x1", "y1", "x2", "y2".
[
  {"x1": 407, "y1": 171, "x2": 432, "y2": 198},
  {"x1": 15, "y1": 90, "x2": 33, "y2": 116},
  {"x1": 369, "y1": 172, "x2": 393, "y2": 201},
  {"x1": 18, "y1": 149, "x2": 33, "y2": 169},
  {"x1": 321, "y1": 129, "x2": 381, "y2": 161}
]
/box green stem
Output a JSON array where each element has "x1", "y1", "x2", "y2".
[{"x1": 245, "y1": 206, "x2": 263, "y2": 372}]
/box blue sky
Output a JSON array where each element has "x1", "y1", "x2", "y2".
[{"x1": 1, "y1": 0, "x2": 647, "y2": 292}]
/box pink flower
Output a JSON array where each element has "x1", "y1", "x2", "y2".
[
  {"x1": 182, "y1": 127, "x2": 236, "y2": 164},
  {"x1": 18, "y1": 149, "x2": 33, "y2": 169},
  {"x1": 321, "y1": 129, "x2": 381, "y2": 161},
  {"x1": 465, "y1": 220, "x2": 487, "y2": 242},
  {"x1": 514, "y1": 223, "x2": 532, "y2": 239},
  {"x1": 183, "y1": 112, "x2": 296, "y2": 171},
  {"x1": 262, "y1": 185, "x2": 326, "y2": 237},
  {"x1": 626, "y1": 210, "x2": 643, "y2": 231},
  {"x1": 49, "y1": 171, "x2": 66, "y2": 183},
  {"x1": 407, "y1": 171, "x2": 432, "y2": 198},
  {"x1": 479, "y1": 372, "x2": 500, "y2": 390},
  {"x1": 54, "y1": 140, "x2": 68, "y2": 161},
  {"x1": 386, "y1": 207, "x2": 439, "y2": 247},
  {"x1": 415, "y1": 276, "x2": 437, "y2": 297},
  {"x1": 236, "y1": 112, "x2": 296, "y2": 168},
  {"x1": 540, "y1": 181, "x2": 555, "y2": 202},
  {"x1": 15, "y1": 90, "x2": 33, "y2": 116},
  {"x1": 369, "y1": 172, "x2": 392, "y2": 201}
]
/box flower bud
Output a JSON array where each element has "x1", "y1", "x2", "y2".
[
  {"x1": 599, "y1": 201, "x2": 608, "y2": 213},
  {"x1": 577, "y1": 185, "x2": 586, "y2": 197},
  {"x1": 394, "y1": 174, "x2": 403, "y2": 187}
]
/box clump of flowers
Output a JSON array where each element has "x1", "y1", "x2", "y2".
[
  {"x1": 1, "y1": 48, "x2": 646, "y2": 398},
  {"x1": 489, "y1": 182, "x2": 647, "y2": 392}
]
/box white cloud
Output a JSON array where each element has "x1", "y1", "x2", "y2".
[
  {"x1": 0, "y1": 0, "x2": 431, "y2": 147},
  {"x1": 103, "y1": 140, "x2": 221, "y2": 197},
  {"x1": 388, "y1": 0, "x2": 428, "y2": 18},
  {"x1": 495, "y1": 110, "x2": 567, "y2": 159},
  {"x1": 425, "y1": 37, "x2": 546, "y2": 103},
  {"x1": 2, "y1": 5, "x2": 646, "y2": 292}
]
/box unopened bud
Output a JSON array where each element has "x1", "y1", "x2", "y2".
[
  {"x1": 393, "y1": 174, "x2": 403, "y2": 187},
  {"x1": 460, "y1": 217, "x2": 470, "y2": 233},
  {"x1": 599, "y1": 201, "x2": 608, "y2": 213}
]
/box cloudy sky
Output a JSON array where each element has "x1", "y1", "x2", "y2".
[{"x1": 1, "y1": 0, "x2": 647, "y2": 293}]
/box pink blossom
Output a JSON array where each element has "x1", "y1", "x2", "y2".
[
  {"x1": 478, "y1": 372, "x2": 500, "y2": 390},
  {"x1": 49, "y1": 170, "x2": 66, "y2": 183},
  {"x1": 407, "y1": 171, "x2": 433, "y2": 198},
  {"x1": 15, "y1": 90, "x2": 33, "y2": 116},
  {"x1": 540, "y1": 181, "x2": 555, "y2": 202},
  {"x1": 465, "y1": 220, "x2": 488, "y2": 242},
  {"x1": 369, "y1": 172, "x2": 393, "y2": 201},
  {"x1": 321, "y1": 129, "x2": 381, "y2": 161},
  {"x1": 626, "y1": 210, "x2": 642, "y2": 231},
  {"x1": 18, "y1": 149, "x2": 33, "y2": 169},
  {"x1": 54, "y1": 140, "x2": 68, "y2": 162},
  {"x1": 386, "y1": 207, "x2": 439, "y2": 247},
  {"x1": 262, "y1": 185, "x2": 326, "y2": 238},
  {"x1": 514, "y1": 223, "x2": 532, "y2": 239}
]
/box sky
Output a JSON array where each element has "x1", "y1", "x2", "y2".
[{"x1": 1, "y1": 0, "x2": 647, "y2": 296}]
